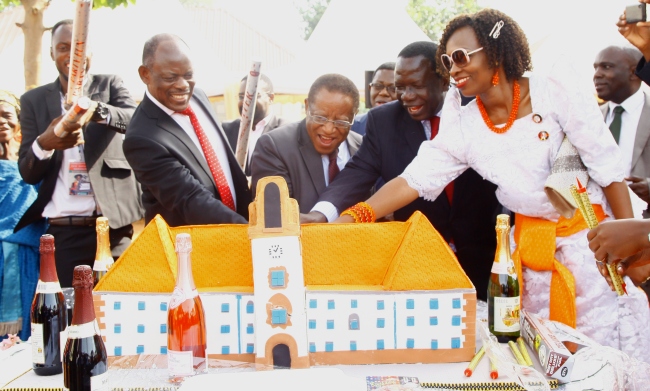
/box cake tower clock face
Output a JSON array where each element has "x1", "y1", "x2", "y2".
[{"x1": 269, "y1": 245, "x2": 283, "y2": 259}]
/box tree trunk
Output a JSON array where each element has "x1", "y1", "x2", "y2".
[{"x1": 18, "y1": 0, "x2": 50, "y2": 91}]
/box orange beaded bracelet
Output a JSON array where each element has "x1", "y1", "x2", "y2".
[{"x1": 341, "y1": 202, "x2": 376, "y2": 223}]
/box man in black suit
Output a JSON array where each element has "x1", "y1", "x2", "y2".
[
  {"x1": 16, "y1": 19, "x2": 143, "y2": 287},
  {"x1": 222, "y1": 74, "x2": 287, "y2": 176},
  {"x1": 123, "y1": 34, "x2": 250, "y2": 227},
  {"x1": 305, "y1": 42, "x2": 500, "y2": 300}
]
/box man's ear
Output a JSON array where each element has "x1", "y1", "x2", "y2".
[
  {"x1": 304, "y1": 98, "x2": 308, "y2": 112},
  {"x1": 268, "y1": 93, "x2": 275, "y2": 103},
  {"x1": 50, "y1": 47, "x2": 54, "y2": 61},
  {"x1": 138, "y1": 65, "x2": 150, "y2": 85}
]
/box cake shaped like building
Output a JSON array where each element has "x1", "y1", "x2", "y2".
[{"x1": 94, "y1": 177, "x2": 477, "y2": 368}]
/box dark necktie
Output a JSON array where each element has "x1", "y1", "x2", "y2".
[
  {"x1": 609, "y1": 105, "x2": 624, "y2": 144},
  {"x1": 429, "y1": 117, "x2": 453, "y2": 205},
  {"x1": 178, "y1": 106, "x2": 236, "y2": 211},
  {"x1": 328, "y1": 150, "x2": 339, "y2": 184}
]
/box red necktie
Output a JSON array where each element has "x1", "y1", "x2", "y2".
[
  {"x1": 328, "y1": 150, "x2": 339, "y2": 184},
  {"x1": 430, "y1": 116, "x2": 454, "y2": 205},
  {"x1": 178, "y1": 106, "x2": 236, "y2": 211}
]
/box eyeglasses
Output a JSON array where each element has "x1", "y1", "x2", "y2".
[
  {"x1": 440, "y1": 47, "x2": 484, "y2": 72},
  {"x1": 369, "y1": 83, "x2": 396, "y2": 94},
  {"x1": 307, "y1": 110, "x2": 354, "y2": 129}
]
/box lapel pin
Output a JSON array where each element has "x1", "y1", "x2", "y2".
[
  {"x1": 532, "y1": 113, "x2": 543, "y2": 124},
  {"x1": 538, "y1": 131, "x2": 549, "y2": 141}
]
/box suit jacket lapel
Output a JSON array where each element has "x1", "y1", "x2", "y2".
[
  {"x1": 402, "y1": 109, "x2": 426, "y2": 155},
  {"x1": 142, "y1": 95, "x2": 218, "y2": 189},
  {"x1": 298, "y1": 120, "x2": 327, "y2": 194},
  {"x1": 632, "y1": 92, "x2": 650, "y2": 171},
  {"x1": 46, "y1": 79, "x2": 63, "y2": 124},
  {"x1": 347, "y1": 133, "x2": 361, "y2": 155}
]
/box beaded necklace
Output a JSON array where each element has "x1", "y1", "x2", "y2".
[{"x1": 476, "y1": 79, "x2": 520, "y2": 134}]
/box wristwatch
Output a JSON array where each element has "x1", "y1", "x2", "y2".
[{"x1": 91, "y1": 102, "x2": 109, "y2": 122}]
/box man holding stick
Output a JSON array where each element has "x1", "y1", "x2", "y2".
[
  {"x1": 15, "y1": 19, "x2": 142, "y2": 287},
  {"x1": 124, "y1": 34, "x2": 250, "y2": 226}
]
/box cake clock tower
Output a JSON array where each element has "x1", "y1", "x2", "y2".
[{"x1": 248, "y1": 176, "x2": 310, "y2": 368}]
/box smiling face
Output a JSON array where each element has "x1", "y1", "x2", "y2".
[
  {"x1": 370, "y1": 69, "x2": 396, "y2": 107},
  {"x1": 394, "y1": 55, "x2": 446, "y2": 121},
  {"x1": 0, "y1": 103, "x2": 18, "y2": 144},
  {"x1": 305, "y1": 88, "x2": 355, "y2": 155},
  {"x1": 51, "y1": 23, "x2": 73, "y2": 85},
  {"x1": 139, "y1": 39, "x2": 195, "y2": 112},
  {"x1": 593, "y1": 47, "x2": 639, "y2": 104},
  {"x1": 445, "y1": 26, "x2": 494, "y2": 97}
]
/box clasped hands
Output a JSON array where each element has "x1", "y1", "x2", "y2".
[{"x1": 587, "y1": 219, "x2": 650, "y2": 290}]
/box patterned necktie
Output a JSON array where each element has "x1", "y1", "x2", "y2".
[
  {"x1": 609, "y1": 105, "x2": 625, "y2": 144},
  {"x1": 178, "y1": 105, "x2": 236, "y2": 211},
  {"x1": 328, "y1": 149, "x2": 339, "y2": 184},
  {"x1": 429, "y1": 116, "x2": 453, "y2": 205}
]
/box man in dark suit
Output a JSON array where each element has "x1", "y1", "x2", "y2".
[
  {"x1": 250, "y1": 74, "x2": 363, "y2": 213},
  {"x1": 123, "y1": 33, "x2": 250, "y2": 227},
  {"x1": 305, "y1": 42, "x2": 500, "y2": 300},
  {"x1": 16, "y1": 19, "x2": 142, "y2": 287},
  {"x1": 222, "y1": 74, "x2": 287, "y2": 175}
]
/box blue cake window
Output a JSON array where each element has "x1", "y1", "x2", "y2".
[
  {"x1": 221, "y1": 325, "x2": 231, "y2": 333},
  {"x1": 160, "y1": 346, "x2": 167, "y2": 354},
  {"x1": 451, "y1": 337, "x2": 461, "y2": 348},
  {"x1": 309, "y1": 319, "x2": 316, "y2": 329},
  {"x1": 309, "y1": 299, "x2": 317, "y2": 309},
  {"x1": 350, "y1": 341, "x2": 357, "y2": 351},
  {"x1": 222, "y1": 346, "x2": 230, "y2": 354},
  {"x1": 272, "y1": 309, "x2": 287, "y2": 324},
  {"x1": 246, "y1": 343, "x2": 254, "y2": 354},
  {"x1": 350, "y1": 319, "x2": 359, "y2": 330},
  {"x1": 271, "y1": 270, "x2": 285, "y2": 287},
  {"x1": 406, "y1": 299, "x2": 415, "y2": 309},
  {"x1": 138, "y1": 301, "x2": 145, "y2": 310},
  {"x1": 452, "y1": 298, "x2": 461, "y2": 309},
  {"x1": 247, "y1": 323, "x2": 254, "y2": 334},
  {"x1": 136, "y1": 345, "x2": 144, "y2": 354},
  {"x1": 377, "y1": 339, "x2": 385, "y2": 350},
  {"x1": 431, "y1": 339, "x2": 438, "y2": 350},
  {"x1": 160, "y1": 302, "x2": 167, "y2": 311},
  {"x1": 325, "y1": 342, "x2": 333, "y2": 352},
  {"x1": 246, "y1": 301, "x2": 254, "y2": 313},
  {"x1": 221, "y1": 303, "x2": 230, "y2": 313},
  {"x1": 407, "y1": 338, "x2": 415, "y2": 349},
  {"x1": 114, "y1": 301, "x2": 121, "y2": 310},
  {"x1": 327, "y1": 320, "x2": 334, "y2": 329},
  {"x1": 406, "y1": 316, "x2": 415, "y2": 326},
  {"x1": 377, "y1": 300, "x2": 385, "y2": 310},
  {"x1": 351, "y1": 299, "x2": 358, "y2": 308},
  {"x1": 309, "y1": 342, "x2": 316, "y2": 352},
  {"x1": 114, "y1": 324, "x2": 121, "y2": 334},
  {"x1": 377, "y1": 318, "x2": 385, "y2": 328},
  {"x1": 452, "y1": 315, "x2": 461, "y2": 326},
  {"x1": 137, "y1": 324, "x2": 145, "y2": 333},
  {"x1": 328, "y1": 300, "x2": 335, "y2": 310},
  {"x1": 430, "y1": 298, "x2": 439, "y2": 310},
  {"x1": 429, "y1": 316, "x2": 438, "y2": 326},
  {"x1": 114, "y1": 346, "x2": 122, "y2": 356},
  {"x1": 160, "y1": 324, "x2": 167, "y2": 333}
]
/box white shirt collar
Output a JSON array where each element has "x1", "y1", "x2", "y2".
[
  {"x1": 146, "y1": 89, "x2": 178, "y2": 116},
  {"x1": 609, "y1": 86, "x2": 644, "y2": 115}
]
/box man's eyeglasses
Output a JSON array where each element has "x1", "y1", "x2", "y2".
[
  {"x1": 440, "y1": 47, "x2": 484, "y2": 72},
  {"x1": 369, "y1": 83, "x2": 396, "y2": 94},
  {"x1": 307, "y1": 110, "x2": 354, "y2": 129}
]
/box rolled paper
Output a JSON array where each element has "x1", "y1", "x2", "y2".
[
  {"x1": 235, "y1": 60, "x2": 262, "y2": 171},
  {"x1": 508, "y1": 340, "x2": 527, "y2": 366},
  {"x1": 489, "y1": 357, "x2": 499, "y2": 379},
  {"x1": 517, "y1": 337, "x2": 533, "y2": 366},
  {"x1": 66, "y1": 0, "x2": 92, "y2": 107},
  {"x1": 53, "y1": 96, "x2": 91, "y2": 138},
  {"x1": 571, "y1": 181, "x2": 627, "y2": 296},
  {"x1": 463, "y1": 345, "x2": 486, "y2": 377}
]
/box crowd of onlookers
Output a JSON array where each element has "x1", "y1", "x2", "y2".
[{"x1": 2, "y1": 3, "x2": 650, "y2": 364}]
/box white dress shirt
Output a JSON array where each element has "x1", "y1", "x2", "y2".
[
  {"x1": 146, "y1": 90, "x2": 237, "y2": 207},
  {"x1": 605, "y1": 87, "x2": 645, "y2": 177},
  {"x1": 33, "y1": 92, "x2": 96, "y2": 218}
]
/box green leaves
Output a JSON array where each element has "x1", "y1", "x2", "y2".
[
  {"x1": 92, "y1": 0, "x2": 135, "y2": 9},
  {"x1": 406, "y1": 0, "x2": 481, "y2": 42}
]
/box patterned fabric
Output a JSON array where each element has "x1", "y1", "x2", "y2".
[
  {"x1": 178, "y1": 106, "x2": 235, "y2": 211},
  {"x1": 0, "y1": 160, "x2": 45, "y2": 341},
  {"x1": 400, "y1": 73, "x2": 650, "y2": 363},
  {"x1": 429, "y1": 116, "x2": 453, "y2": 204}
]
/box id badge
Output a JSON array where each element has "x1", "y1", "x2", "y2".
[{"x1": 68, "y1": 161, "x2": 93, "y2": 197}]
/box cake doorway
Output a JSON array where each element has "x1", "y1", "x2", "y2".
[{"x1": 272, "y1": 344, "x2": 291, "y2": 368}]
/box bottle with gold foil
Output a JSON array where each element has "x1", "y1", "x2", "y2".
[
  {"x1": 488, "y1": 214, "x2": 521, "y2": 342},
  {"x1": 92, "y1": 217, "x2": 113, "y2": 286}
]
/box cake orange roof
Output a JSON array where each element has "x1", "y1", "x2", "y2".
[{"x1": 95, "y1": 178, "x2": 473, "y2": 294}]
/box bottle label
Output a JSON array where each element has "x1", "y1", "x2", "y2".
[
  {"x1": 168, "y1": 349, "x2": 194, "y2": 376},
  {"x1": 169, "y1": 288, "x2": 199, "y2": 309},
  {"x1": 93, "y1": 259, "x2": 107, "y2": 272},
  {"x1": 491, "y1": 260, "x2": 517, "y2": 277},
  {"x1": 31, "y1": 323, "x2": 45, "y2": 364},
  {"x1": 493, "y1": 296, "x2": 521, "y2": 332},
  {"x1": 90, "y1": 371, "x2": 109, "y2": 391},
  {"x1": 36, "y1": 280, "x2": 62, "y2": 294},
  {"x1": 67, "y1": 320, "x2": 100, "y2": 340},
  {"x1": 60, "y1": 326, "x2": 68, "y2": 362}
]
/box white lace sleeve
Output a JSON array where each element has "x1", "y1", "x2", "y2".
[
  {"x1": 544, "y1": 68, "x2": 625, "y2": 187},
  {"x1": 400, "y1": 87, "x2": 470, "y2": 201}
]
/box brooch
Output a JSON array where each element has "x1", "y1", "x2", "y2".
[
  {"x1": 538, "y1": 131, "x2": 549, "y2": 141},
  {"x1": 532, "y1": 113, "x2": 543, "y2": 124}
]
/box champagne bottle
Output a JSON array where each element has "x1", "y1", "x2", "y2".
[
  {"x1": 92, "y1": 217, "x2": 113, "y2": 286},
  {"x1": 63, "y1": 266, "x2": 108, "y2": 391},
  {"x1": 31, "y1": 234, "x2": 67, "y2": 376},
  {"x1": 488, "y1": 214, "x2": 521, "y2": 343},
  {"x1": 167, "y1": 233, "x2": 207, "y2": 380}
]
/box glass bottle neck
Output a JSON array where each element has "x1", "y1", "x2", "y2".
[
  {"x1": 95, "y1": 229, "x2": 112, "y2": 261},
  {"x1": 176, "y1": 251, "x2": 196, "y2": 292},
  {"x1": 494, "y1": 227, "x2": 512, "y2": 264},
  {"x1": 71, "y1": 286, "x2": 96, "y2": 325},
  {"x1": 39, "y1": 253, "x2": 59, "y2": 283}
]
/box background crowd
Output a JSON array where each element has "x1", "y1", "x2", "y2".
[{"x1": 2, "y1": 0, "x2": 650, "y2": 367}]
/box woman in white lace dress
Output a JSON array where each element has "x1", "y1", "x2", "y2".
[{"x1": 338, "y1": 9, "x2": 650, "y2": 362}]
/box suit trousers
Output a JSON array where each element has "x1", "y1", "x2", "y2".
[{"x1": 46, "y1": 223, "x2": 133, "y2": 287}]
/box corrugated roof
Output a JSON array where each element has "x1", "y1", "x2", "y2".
[{"x1": 186, "y1": 6, "x2": 296, "y2": 73}]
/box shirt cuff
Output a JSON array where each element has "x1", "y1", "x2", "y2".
[
  {"x1": 32, "y1": 138, "x2": 54, "y2": 160},
  {"x1": 311, "y1": 201, "x2": 339, "y2": 223}
]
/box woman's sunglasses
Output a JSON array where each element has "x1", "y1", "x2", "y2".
[{"x1": 440, "y1": 47, "x2": 484, "y2": 72}]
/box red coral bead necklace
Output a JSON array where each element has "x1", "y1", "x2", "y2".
[{"x1": 476, "y1": 79, "x2": 520, "y2": 134}]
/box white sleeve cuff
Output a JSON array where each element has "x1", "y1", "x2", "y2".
[
  {"x1": 311, "y1": 201, "x2": 339, "y2": 223},
  {"x1": 32, "y1": 138, "x2": 54, "y2": 160}
]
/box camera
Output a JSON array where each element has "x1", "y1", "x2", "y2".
[{"x1": 626, "y1": 3, "x2": 647, "y2": 23}]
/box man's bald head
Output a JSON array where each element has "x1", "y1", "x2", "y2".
[{"x1": 142, "y1": 34, "x2": 188, "y2": 68}]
